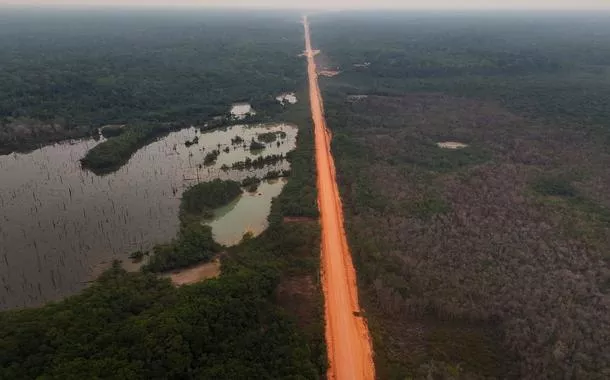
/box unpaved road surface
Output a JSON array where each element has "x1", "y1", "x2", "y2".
[{"x1": 303, "y1": 16, "x2": 376, "y2": 380}]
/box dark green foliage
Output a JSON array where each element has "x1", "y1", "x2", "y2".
[
  {"x1": 258, "y1": 131, "x2": 278, "y2": 143},
  {"x1": 241, "y1": 176, "x2": 262, "y2": 193},
  {"x1": 264, "y1": 170, "x2": 289, "y2": 180},
  {"x1": 203, "y1": 149, "x2": 220, "y2": 166},
  {"x1": 81, "y1": 124, "x2": 174, "y2": 174},
  {"x1": 0, "y1": 263, "x2": 319, "y2": 380},
  {"x1": 184, "y1": 136, "x2": 199, "y2": 147},
  {"x1": 405, "y1": 197, "x2": 451, "y2": 220},
  {"x1": 532, "y1": 177, "x2": 578, "y2": 198},
  {"x1": 257, "y1": 131, "x2": 287, "y2": 143},
  {"x1": 231, "y1": 154, "x2": 285, "y2": 170},
  {"x1": 180, "y1": 179, "x2": 242, "y2": 220},
  {"x1": 312, "y1": 12, "x2": 610, "y2": 126},
  {"x1": 100, "y1": 125, "x2": 124, "y2": 138},
  {"x1": 143, "y1": 224, "x2": 221, "y2": 273},
  {"x1": 231, "y1": 135, "x2": 244, "y2": 145},
  {"x1": 128, "y1": 250, "x2": 146, "y2": 262},
  {"x1": 249, "y1": 138, "x2": 266, "y2": 151}
]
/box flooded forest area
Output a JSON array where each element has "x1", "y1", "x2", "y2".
[
  {"x1": 0, "y1": 9, "x2": 327, "y2": 380},
  {"x1": 0, "y1": 9, "x2": 307, "y2": 308}
]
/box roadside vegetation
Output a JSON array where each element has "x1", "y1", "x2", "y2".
[
  {"x1": 143, "y1": 223, "x2": 221, "y2": 273},
  {"x1": 315, "y1": 12, "x2": 610, "y2": 379}
]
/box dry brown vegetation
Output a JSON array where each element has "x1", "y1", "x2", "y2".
[{"x1": 327, "y1": 94, "x2": 610, "y2": 379}]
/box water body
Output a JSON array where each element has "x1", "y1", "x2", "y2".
[
  {"x1": 0, "y1": 123, "x2": 297, "y2": 310},
  {"x1": 206, "y1": 178, "x2": 287, "y2": 246}
]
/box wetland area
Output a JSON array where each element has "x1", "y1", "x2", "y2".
[{"x1": 0, "y1": 122, "x2": 298, "y2": 310}]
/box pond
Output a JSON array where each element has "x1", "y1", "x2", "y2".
[
  {"x1": 206, "y1": 178, "x2": 287, "y2": 246},
  {"x1": 0, "y1": 123, "x2": 297, "y2": 310}
]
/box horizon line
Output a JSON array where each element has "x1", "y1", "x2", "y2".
[{"x1": 2, "y1": 4, "x2": 610, "y2": 11}]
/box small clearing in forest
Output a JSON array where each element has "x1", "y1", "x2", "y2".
[
  {"x1": 437, "y1": 141, "x2": 469, "y2": 149},
  {"x1": 164, "y1": 258, "x2": 221, "y2": 286}
]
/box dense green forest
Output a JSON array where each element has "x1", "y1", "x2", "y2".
[
  {"x1": 313, "y1": 12, "x2": 610, "y2": 379},
  {"x1": 0, "y1": 9, "x2": 304, "y2": 154},
  {"x1": 0, "y1": 87, "x2": 325, "y2": 378}
]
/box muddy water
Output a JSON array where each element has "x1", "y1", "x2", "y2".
[
  {"x1": 0, "y1": 123, "x2": 296, "y2": 310},
  {"x1": 206, "y1": 178, "x2": 287, "y2": 246}
]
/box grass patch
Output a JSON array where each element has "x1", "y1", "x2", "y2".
[
  {"x1": 405, "y1": 196, "x2": 451, "y2": 220},
  {"x1": 532, "y1": 177, "x2": 578, "y2": 198},
  {"x1": 401, "y1": 141, "x2": 490, "y2": 172}
]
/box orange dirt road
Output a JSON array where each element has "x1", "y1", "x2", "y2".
[{"x1": 303, "y1": 16, "x2": 376, "y2": 380}]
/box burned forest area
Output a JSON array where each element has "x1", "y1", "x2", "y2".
[{"x1": 313, "y1": 12, "x2": 610, "y2": 380}]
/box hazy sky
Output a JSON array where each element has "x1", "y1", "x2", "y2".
[{"x1": 2, "y1": 0, "x2": 610, "y2": 10}]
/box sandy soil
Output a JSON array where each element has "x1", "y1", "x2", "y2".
[
  {"x1": 303, "y1": 16, "x2": 376, "y2": 380},
  {"x1": 162, "y1": 258, "x2": 221, "y2": 286},
  {"x1": 319, "y1": 70, "x2": 341, "y2": 77}
]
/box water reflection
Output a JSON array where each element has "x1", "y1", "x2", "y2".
[
  {"x1": 0, "y1": 123, "x2": 297, "y2": 310},
  {"x1": 205, "y1": 178, "x2": 287, "y2": 246}
]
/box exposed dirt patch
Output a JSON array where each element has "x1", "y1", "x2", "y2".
[
  {"x1": 162, "y1": 258, "x2": 221, "y2": 286},
  {"x1": 319, "y1": 70, "x2": 341, "y2": 77},
  {"x1": 437, "y1": 141, "x2": 468, "y2": 149}
]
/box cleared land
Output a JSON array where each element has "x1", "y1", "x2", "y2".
[{"x1": 304, "y1": 16, "x2": 375, "y2": 380}]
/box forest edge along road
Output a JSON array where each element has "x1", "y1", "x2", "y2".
[{"x1": 303, "y1": 16, "x2": 376, "y2": 380}]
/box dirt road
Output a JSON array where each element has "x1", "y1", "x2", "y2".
[{"x1": 303, "y1": 16, "x2": 376, "y2": 380}]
